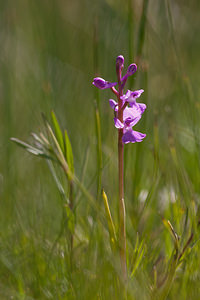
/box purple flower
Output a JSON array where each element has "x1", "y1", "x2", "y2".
[
  {"x1": 121, "y1": 89, "x2": 144, "y2": 102},
  {"x1": 92, "y1": 77, "x2": 117, "y2": 90},
  {"x1": 92, "y1": 55, "x2": 146, "y2": 144},
  {"x1": 121, "y1": 89, "x2": 146, "y2": 112},
  {"x1": 122, "y1": 129, "x2": 146, "y2": 144},
  {"x1": 122, "y1": 105, "x2": 146, "y2": 144},
  {"x1": 114, "y1": 117, "x2": 124, "y2": 129},
  {"x1": 109, "y1": 100, "x2": 145, "y2": 125},
  {"x1": 110, "y1": 98, "x2": 146, "y2": 144},
  {"x1": 123, "y1": 106, "x2": 142, "y2": 126}
]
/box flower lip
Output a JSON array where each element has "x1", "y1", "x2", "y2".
[
  {"x1": 92, "y1": 77, "x2": 117, "y2": 90},
  {"x1": 122, "y1": 129, "x2": 146, "y2": 144}
]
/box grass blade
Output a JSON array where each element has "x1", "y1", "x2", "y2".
[
  {"x1": 51, "y1": 111, "x2": 65, "y2": 154},
  {"x1": 102, "y1": 189, "x2": 117, "y2": 251},
  {"x1": 64, "y1": 129, "x2": 74, "y2": 177}
]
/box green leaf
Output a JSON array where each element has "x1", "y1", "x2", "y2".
[
  {"x1": 130, "y1": 238, "x2": 145, "y2": 278},
  {"x1": 47, "y1": 160, "x2": 66, "y2": 200},
  {"x1": 94, "y1": 102, "x2": 102, "y2": 202},
  {"x1": 51, "y1": 111, "x2": 65, "y2": 154},
  {"x1": 102, "y1": 189, "x2": 117, "y2": 251},
  {"x1": 163, "y1": 219, "x2": 179, "y2": 243},
  {"x1": 64, "y1": 129, "x2": 74, "y2": 176}
]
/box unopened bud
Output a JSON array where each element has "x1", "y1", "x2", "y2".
[
  {"x1": 116, "y1": 55, "x2": 124, "y2": 70},
  {"x1": 127, "y1": 63, "x2": 137, "y2": 76},
  {"x1": 92, "y1": 77, "x2": 117, "y2": 90}
]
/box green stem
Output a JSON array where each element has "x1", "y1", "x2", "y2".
[
  {"x1": 69, "y1": 180, "x2": 74, "y2": 268},
  {"x1": 93, "y1": 16, "x2": 102, "y2": 203}
]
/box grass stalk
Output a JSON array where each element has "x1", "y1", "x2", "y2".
[
  {"x1": 136, "y1": 0, "x2": 149, "y2": 60},
  {"x1": 68, "y1": 179, "x2": 74, "y2": 268},
  {"x1": 128, "y1": 0, "x2": 134, "y2": 88},
  {"x1": 93, "y1": 16, "x2": 103, "y2": 204}
]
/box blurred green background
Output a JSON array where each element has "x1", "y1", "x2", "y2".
[{"x1": 1, "y1": 0, "x2": 200, "y2": 299}]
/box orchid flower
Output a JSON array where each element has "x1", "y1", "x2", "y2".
[{"x1": 92, "y1": 55, "x2": 147, "y2": 281}]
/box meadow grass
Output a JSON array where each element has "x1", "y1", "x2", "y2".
[{"x1": 1, "y1": 0, "x2": 200, "y2": 299}]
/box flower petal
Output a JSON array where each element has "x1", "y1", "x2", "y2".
[
  {"x1": 92, "y1": 77, "x2": 117, "y2": 89},
  {"x1": 114, "y1": 118, "x2": 124, "y2": 129},
  {"x1": 120, "y1": 90, "x2": 131, "y2": 102},
  {"x1": 122, "y1": 129, "x2": 146, "y2": 144},
  {"x1": 137, "y1": 103, "x2": 146, "y2": 113},
  {"x1": 129, "y1": 89, "x2": 144, "y2": 101},
  {"x1": 123, "y1": 106, "x2": 141, "y2": 121},
  {"x1": 130, "y1": 101, "x2": 146, "y2": 113},
  {"x1": 124, "y1": 115, "x2": 141, "y2": 127},
  {"x1": 122, "y1": 89, "x2": 144, "y2": 103},
  {"x1": 109, "y1": 99, "x2": 118, "y2": 111}
]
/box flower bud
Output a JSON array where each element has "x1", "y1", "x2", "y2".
[
  {"x1": 92, "y1": 77, "x2": 117, "y2": 89},
  {"x1": 127, "y1": 63, "x2": 137, "y2": 76},
  {"x1": 116, "y1": 55, "x2": 124, "y2": 70}
]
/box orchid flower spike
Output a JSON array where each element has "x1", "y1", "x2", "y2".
[{"x1": 92, "y1": 55, "x2": 146, "y2": 144}]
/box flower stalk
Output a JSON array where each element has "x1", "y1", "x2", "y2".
[
  {"x1": 117, "y1": 59, "x2": 127, "y2": 281},
  {"x1": 92, "y1": 55, "x2": 146, "y2": 282}
]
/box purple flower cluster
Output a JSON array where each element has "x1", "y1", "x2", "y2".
[{"x1": 92, "y1": 55, "x2": 146, "y2": 144}]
